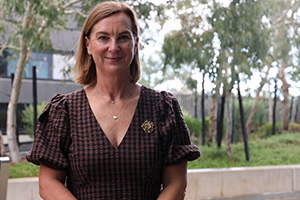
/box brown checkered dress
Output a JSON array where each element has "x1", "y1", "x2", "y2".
[{"x1": 26, "y1": 85, "x2": 200, "y2": 200}]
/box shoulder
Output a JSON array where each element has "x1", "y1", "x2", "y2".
[
  {"x1": 141, "y1": 85, "x2": 177, "y2": 103},
  {"x1": 40, "y1": 88, "x2": 85, "y2": 119},
  {"x1": 46, "y1": 88, "x2": 83, "y2": 107},
  {"x1": 141, "y1": 85, "x2": 181, "y2": 118}
]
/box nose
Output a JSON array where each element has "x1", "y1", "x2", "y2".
[{"x1": 108, "y1": 40, "x2": 120, "y2": 52}]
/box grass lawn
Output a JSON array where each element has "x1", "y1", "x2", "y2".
[
  {"x1": 8, "y1": 132, "x2": 300, "y2": 178},
  {"x1": 189, "y1": 132, "x2": 300, "y2": 169}
]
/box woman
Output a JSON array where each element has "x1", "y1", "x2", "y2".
[{"x1": 26, "y1": 1, "x2": 200, "y2": 199}]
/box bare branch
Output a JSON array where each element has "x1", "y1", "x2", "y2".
[
  {"x1": 0, "y1": 43, "x2": 21, "y2": 52},
  {"x1": 37, "y1": 19, "x2": 47, "y2": 35},
  {"x1": 62, "y1": 0, "x2": 82, "y2": 9},
  {"x1": 269, "y1": 8, "x2": 289, "y2": 30},
  {"x1": 64, "y1": 9, "x2": 87, "y2": 18},
  {"x1": 294, "y1": 27, "x2": 300, "y2": 38},
  {"x1": 25, "y1": 50, "x2": 32, "y2": 64}
]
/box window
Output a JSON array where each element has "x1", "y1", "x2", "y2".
[{"x1": 6, "y1": 52, "x2": 52, "y2": 79}]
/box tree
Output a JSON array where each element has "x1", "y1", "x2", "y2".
[
  {"x1": 0, "y1": 0, "x2": 76, "y2": 164},
  {"x1": 264, "y1": 0, "x2": 300, "y2": 130},
  {"x1": 0, "y1": 0, "x2": 165, "y2": 164},
  {"x1": 245, "y1": 66, "x2": 270, "y2": 135},
  {"x1": 162, "y1": 0, "x2": 268, "y2": 155},
  {"x1": 161, "y1": 0, "x2": 217, "y2": 144}
]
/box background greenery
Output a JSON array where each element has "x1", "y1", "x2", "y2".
[
  {"x1": 189, "y1": 132, "x2": 300, "y2": 169},
  {"x1": 21, "y1": 102, "x2": 47, "y2": 137},
  {"x1": 9, "y1": 131, "x2": 300, "y2": 178}
]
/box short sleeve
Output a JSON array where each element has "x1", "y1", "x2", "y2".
[
  {"x1": 159, "y1": 91, "x2": 201, "y2": 165},
  {"x1": 26, "y1": 94, "x2": 71, "y2": 171}
]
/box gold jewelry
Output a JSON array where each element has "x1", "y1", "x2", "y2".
[
  {"x1": 112, "y1": 85, "x2": 133, "y2": 120},
  {"x1": 141, "y1": 120, "x2": 154, "y2": 133},
  {"x1": 96, "y1": 88, "x2": 116, "y2": 104},
  {"x1": 97, "y1": 84, "x2": 134, "y2": 120}
]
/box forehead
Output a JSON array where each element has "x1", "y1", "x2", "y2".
[{"x1": 91, "y1": 12, "x2": 133, "y2": 34}]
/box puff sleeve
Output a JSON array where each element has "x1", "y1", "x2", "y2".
[
  {"x1": 159, "y1": 91, "x2": 201, "y2": 165},
  {"x1": 26, "y1": 94, "x2": 71, "y2": 171}
]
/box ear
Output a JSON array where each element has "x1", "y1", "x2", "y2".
[
  {"x1": 134, "y1": 37, "x2": 139, "y2": 52},
  {"x1": 85, "y1": 36, "x2": 91, "y2": 54}
]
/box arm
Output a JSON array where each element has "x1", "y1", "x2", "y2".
[
  {"x1": 157, "y1": 160, "x2": 188, "y2": 200},
  {"x1": 39, "y1": 165, "x2": 77, "y2": 200}
]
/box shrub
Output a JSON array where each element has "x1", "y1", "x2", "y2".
[
  {"x1": 251, "y1": 122, "x2": 283, "y2": 139},
  {"x1": 21, "y1": 102, "x2": 47, "y2": 137},
  {"x1": 183, "y1": 110, "x2": 209, "y2": 145},
  {"x1": 232, "y1": 97, "x2": 268, "y2": 142},
  {"x1": 289, "y1": 123, "x2": 300, "y2": 132}
]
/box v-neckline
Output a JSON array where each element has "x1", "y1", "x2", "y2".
[{"x1": 83, "y1": 85, "x2": 144, "y2": 149}]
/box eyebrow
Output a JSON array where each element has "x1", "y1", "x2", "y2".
[{"x1": 95, "y1": 31, "x2": 132, "y2": 37}]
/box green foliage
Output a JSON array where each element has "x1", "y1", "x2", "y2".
[
  {"x1": 139, "y1": 55, "x2": 164, "y2": 88},
  {"x1": 251, "y1": 122, "x2": 300, "y2": 139},
  {"x1": 251, "y1": 122, "x2": 282, "y2": 139},
  {"x1": 186, "y1": 78, "x2": 197, "y2": 91},
  {"x1": 11, "y1": 132, "x2": 300, "y2": 178},
  {"x1": 183, "y1": 110, "x2": 209, "y2": 145},
  {"x1": 189, "y1": 132, "x2": 300, "y2": 169},
  {"x1": 9, "y1": 161, "x2": 40, "y2": 178},
  {"x1": 232, "y1": 96, "x2": 268, "y2": 142},
  {"x1": 289, "y1": 123, "x2": 300, "y2": 132},
  {"x1": 21, "y1": 102, "x2": 47, "y2": 138},
  {"x1": 75, "y1": 0, "x2": 165, "y2": 37},
  {"x1": 0, "y1": 0, "x2": 69, "y2": 53},
  {"x1": 162, "y1": 0, "x2": 269, "y2": 91}
]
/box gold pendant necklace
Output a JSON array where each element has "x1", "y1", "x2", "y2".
[
  {"x1": 97, "y1": 84, "x2": 133, "y2": 120},
  {"x1": 97, "y1": 88, "x2": 118, "y2": 104}
]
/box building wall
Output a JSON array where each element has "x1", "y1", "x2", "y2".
[
  {"x1": 0, "y1": 77, "x2": 83, "y2": 130},
  {"x1": 0, "y1": 77, "x2": 82, "y2": 104}
]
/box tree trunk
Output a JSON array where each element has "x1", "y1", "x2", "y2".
[
  {"x1": 279, "y1": 63, "x2": 290, "y2": 130},
  {"x1": 207, "y1": 97, "x2": 216, "y2": 146},
  {"x1": 268, "y1": 88, "x2": 273, "y2": 123},
  {"x1": 207, "y1": 83, "x2": 220, "y2": 146},
  {"x1": 6, "y1": 2, "x2": 33, "y2": 164},
  {"x1": 289, "y1": 97, "x2": 293, "y2": 123},
  {"x1": 217, "y1": 92, "x2": 225, "y2": 148},
  {"x1": 246, "y1": 67, "x2": 270, "y2": 135},
  {"x1": 201, "y1": 78, "x2": 205, "y2": 145},
  {"x1": 272, "y1": 79, "x2": 277, "y2": 135},
  {"x1": 225, "y1": 90, "x2": 232, "y2": 155},
  {"x1": 6, "y1": 39, "x2": 30, "y2": 164},
  {"x1": 238, "y1": 82, "x2": 250, "y2": 161},
  {"x1": 295, "y1": 97, "x2": 299, "y2": 123}
]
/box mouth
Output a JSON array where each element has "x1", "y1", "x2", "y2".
[{"x1": 106, "y1": 56, "x2": 122, "y2": 62}]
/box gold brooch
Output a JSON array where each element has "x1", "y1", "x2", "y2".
[{"x1": 141, "y1": 120, "x2": 154, "y2": 133}]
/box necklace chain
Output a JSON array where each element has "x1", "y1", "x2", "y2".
[
  {"x1": 97, "y1": 84, "x2": 133, "y2": 120},
  {"x1": 97, "y1": 88, "x2": 118, "y2": 104}
]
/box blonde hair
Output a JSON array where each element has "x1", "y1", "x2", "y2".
[{"x1": 73, "y1": 1, "x2": 140, "y2": 85}]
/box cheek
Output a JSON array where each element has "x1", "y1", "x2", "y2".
[
  {"x1": 93, "y1": 45, "x2": 107, "y2": 54},
  {"x1": 127, "y1": 44, "x2": 135, "y2": 54}
]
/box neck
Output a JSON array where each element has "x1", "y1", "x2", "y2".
[{"x1": 95, "y1": 78, "x2": 134, "y2": 103}]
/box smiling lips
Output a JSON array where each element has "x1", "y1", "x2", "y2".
[{"x1": 106, "y1": 56, "x2": 122, "y2": 62}]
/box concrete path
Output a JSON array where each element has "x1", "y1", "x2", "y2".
[{"x1": 210, "y1": 192, "x2": 300, "y2": 200}]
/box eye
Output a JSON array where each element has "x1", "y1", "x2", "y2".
[
  {"x1": 119, "y1": 35, "x2": 130, "y2": 40},
  {"x1": 97, "y1": 36, "x2": 108, "y2": 41}
]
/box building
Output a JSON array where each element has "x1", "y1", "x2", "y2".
[{"x1": 0, "y1": 20, "x2": 82, "y2": 132}]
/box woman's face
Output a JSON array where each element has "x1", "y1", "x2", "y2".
[{"x1": 85, "y1": 12, "x2": 138, "y2": 76}]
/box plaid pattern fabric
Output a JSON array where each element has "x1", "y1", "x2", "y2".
[{"x1": 26, "y1": 85, "x2": 200, "y2": 200}]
